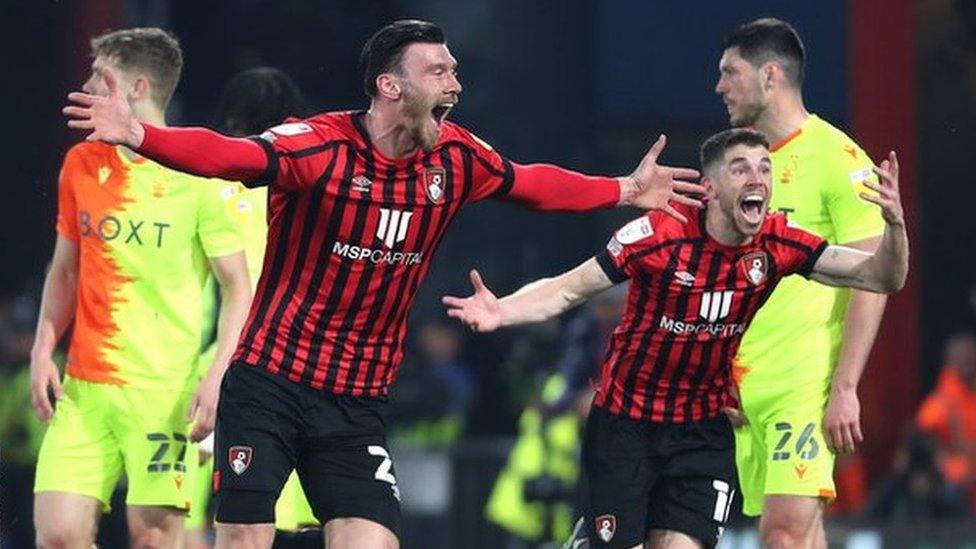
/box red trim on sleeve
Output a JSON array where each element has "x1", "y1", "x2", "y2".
[
  {"x1": 139, "y1": 123, "x2": 268, "y2": 182},
  {"x1": 507, "y1": 163, "x2": 620, "y2": 212}
]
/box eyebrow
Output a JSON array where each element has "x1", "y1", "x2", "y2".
[{"x1": 727, "y1": 156, "x2": 771, "y2": 167}]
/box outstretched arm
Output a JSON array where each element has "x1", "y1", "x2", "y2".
[
  {"x1": 508, "y1": 135, "x2": 705, "y2": 222},
  {"x1": 809, "y1": 151, "x2": 908, "y2": 294},
  {"x1": 442, "y1": 258, "x2": 615, "y2": 332},
  {"x1": 63, "y1": 67, "x2": 267, "y2": 181}
]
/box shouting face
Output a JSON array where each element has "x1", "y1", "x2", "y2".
[
  {"x1": 705, "y1": 143, "x2": 773, "y2": 237},
  {"x1": 393, "y1": 42, "x2": 462, "y2": 151}
]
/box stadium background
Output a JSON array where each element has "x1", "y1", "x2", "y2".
[{"x1": 0, "y1": 0, "x2": 973, "y2": 547}]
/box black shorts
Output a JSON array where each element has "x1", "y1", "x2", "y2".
[
  {"x1": 581, "y1": 405, "x2": 736, "y2": 548},
  {"x1": 213, "y1": 363, "x2": 401, "y2": 536}
]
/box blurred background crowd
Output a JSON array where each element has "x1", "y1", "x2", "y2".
[{"x1": 2, "y1": 0, "x2": 975, "y2": 547}]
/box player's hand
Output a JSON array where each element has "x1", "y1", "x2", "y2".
[
  {"x1": 824, "y1": 385, "x2": 863, "y2": 455},
  {"x1": 62, "y1": 67, "x2": 145, "y2": 148},
  {"x1": 721, "y1": 381, "x2": 747, "y2": 428},
  {"x1": 862, "y1": 151, "x2": 903, "y2": 226},
  {"x1": 198, "y1": 433, "x2": 215, "y2": 465},
  {"x1": 622, "y1": 134, "x2": 705, "y2": 223},
  {"x1": 29, "y1": 355, "x2": 64, "y2": 423},
  {"x1": 187, "y1": 369, "x2": 223, "y2": 443},
  {"x1": 442, "y1": 270, "x2": 503, "y2": 332}
]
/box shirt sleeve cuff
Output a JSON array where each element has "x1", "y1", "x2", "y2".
[
  {"x1": 245, "y1": 137, "x2": 279, "y2": 188},
  {"x1": 596, "y1": 251, "x2": 629, "y2": 284},
  {"x1": 799, "y1": 240, "x2": 830, "y2": 278}
]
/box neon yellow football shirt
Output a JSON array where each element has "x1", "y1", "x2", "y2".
[
  {"x1": 735, "y1": 115, "x2": 885, "y2": 391},
  {"x1": 56, "y1": 142, "x2": 243, "y2": 390}
]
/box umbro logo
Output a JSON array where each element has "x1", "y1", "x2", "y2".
[
  {"x1": 352, "y1": 175, "x2": 372, "y2": 193},
  {"x1": 674, "y1": 271, "x2": 696, "y2": 287}
]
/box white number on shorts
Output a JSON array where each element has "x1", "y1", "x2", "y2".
[
  {"x1": 712, "y1": 480, "x2": 735, "y2": 523},
  {"x1": 367, "y1": 445, "x2": 397, "y2": 485}
]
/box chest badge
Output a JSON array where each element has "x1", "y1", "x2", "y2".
[
  {"x1": 739, "y1": 251, "x2": 768, "y2": 286},
  {"x1": 425, "y1": 167, "x2": 446, "y2": 205}
]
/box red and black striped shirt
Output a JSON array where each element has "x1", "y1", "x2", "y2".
[
  {"x1": 593, "y1": 205, "x2": 827, "y2": 423},
  {"x1": 232, "y1": 111, "x2": 620, "y2": 396}
]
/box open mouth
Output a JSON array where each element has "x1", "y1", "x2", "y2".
[
  {"x1": 431, "y1": 102, "x2": 455, "y2": 125},
  {"x1": 739, "y1": 193, "x2": 765, "y2": 225}
]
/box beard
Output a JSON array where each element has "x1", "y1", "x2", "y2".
[
  {"x1": 402, "y1": 91, "x2": 440, "y2": 152},
  {"x1": 730, "y1": 99, "x2": 765, "y2": 128}
]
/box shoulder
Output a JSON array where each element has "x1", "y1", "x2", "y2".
[
  {"x1": 805, "y1": 115, "x2": 872, "y2": 164},
  {"x1": 762, "y1": 211, "x2": 824, "y2": 247},
  {"x1": 63, "y1": 141, "x2": 114, "y2": 167},
  {"x1": 59, "y1": 142, "x2": 115, "y2": 185},
  {"x1": 649, "y1": 205, "x2": 700, "y2": 242},
  {"x1": 259, "y1": 110, "x2": 357, "y2": 146},
  {"x1": 436, "y1": 121, "x2": 498, "y2": 155},
  {"x1": 615, "y1": 207, "x2": 692, "y2": 249}
]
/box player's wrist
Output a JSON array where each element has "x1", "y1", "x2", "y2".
[
  {"x1": 617, "y1": 176, "x2": 638, "y2": 207},
  {"x1": 129, "y1": 120, "x2": 147, "y2": 149},
  {"x1": 831, "y1": 378, "x2": 858, "y2": 393}
]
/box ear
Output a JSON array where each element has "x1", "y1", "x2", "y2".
[
  {"x1": 759, "y1": 61, "x2": 780, "y2": 90},
  {"x1": 129, "y1": 75, "x2": 151, "y2": 103},
  {"x1": 376, "y1": 74, "x2": 402, "y2": 100},
  {"x1": 701, "y1": 175, "x2": 718, "y2": 201}
]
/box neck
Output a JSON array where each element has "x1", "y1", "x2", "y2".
[
  {"x1": 132, "y1": 101, "x2": 166, "y2": 128},
  {"x1": 705, "y1": 205, "x2": 751, "y2": 247},
  {"x1": 752, "y1": 90, "x2": 809, "y2": 146},
  {"x1": 119, "y1": 101, "x2": 166, "y2": 160},
  {"x1": 363, "y1": 102, "x2": 420, "y2": 159}
]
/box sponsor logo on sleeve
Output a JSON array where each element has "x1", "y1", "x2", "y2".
[
  {"x1": 615, "y1": 217, "x2": 653, "y2": 245},
  {"x1": 849, "y1": 166, "x2": 878, "y2": 202},
  {"x1": 269, "y1": 122, "x2": 312, "y2": 136}
]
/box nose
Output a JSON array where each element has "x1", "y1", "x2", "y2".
[
  {"x1": 715, "y1": 77, "x2": 725, "y2": 95},
  {"x1": 447, "y1": 72, "x2": 462, "y2": 95},
  {"x1": 82, "y1": 75, "x2": 96, "y2": 94}
]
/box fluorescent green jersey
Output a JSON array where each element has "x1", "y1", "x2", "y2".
[
  {"x1": 56, "y1": 142, "x2": 243, "y2": 390},
  {"x1": 231, "y1": 185, "x2": 269, "y2": 286},
  {"x1": 735, "y1": 115, "x2": 885, "y2": 390}
]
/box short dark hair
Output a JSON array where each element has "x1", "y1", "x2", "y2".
[
  {"x1": 90, "y1": 27, "x2": 183, "y2": 108},
  {"x1": 213, "y1": 67, "x2": 310, "y2": 136},
  {"x1": 700, "y1": 128, "x2": 770, "y2": 173},
  {"x1": 723, "y1": 18, "x2": 805, "y2": 88},
  {"x1": 360, "y1": 19, "x2": 446, "y2": 97}
]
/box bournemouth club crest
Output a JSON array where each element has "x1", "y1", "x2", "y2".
[
  {"x1": 739, "y1": 251, "x2": 768, "y2": 286},
  {"x1": 595, "y1": 514, "x2": 616, "y2": 543},
  {"x1": 229, "y1": 446, "x2": 252, "y2": 475},
  {"x1": 425, "y1": 167, "x2": 446, "y2": 204}
]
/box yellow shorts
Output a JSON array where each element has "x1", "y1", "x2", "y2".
[
  {"x1": 275, "y1": 471, "x2": 318, "y2": 530},
  {"x1": 734, "y1": 381, "x2": 836, "y2": 516},
  {"x1": 34, "y1": 376, "x2": 193, "y2": 512}
]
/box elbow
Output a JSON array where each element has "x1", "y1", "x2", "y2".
[{"x1": 877, "y1": 271, "x2": 907, "y2": 294}]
